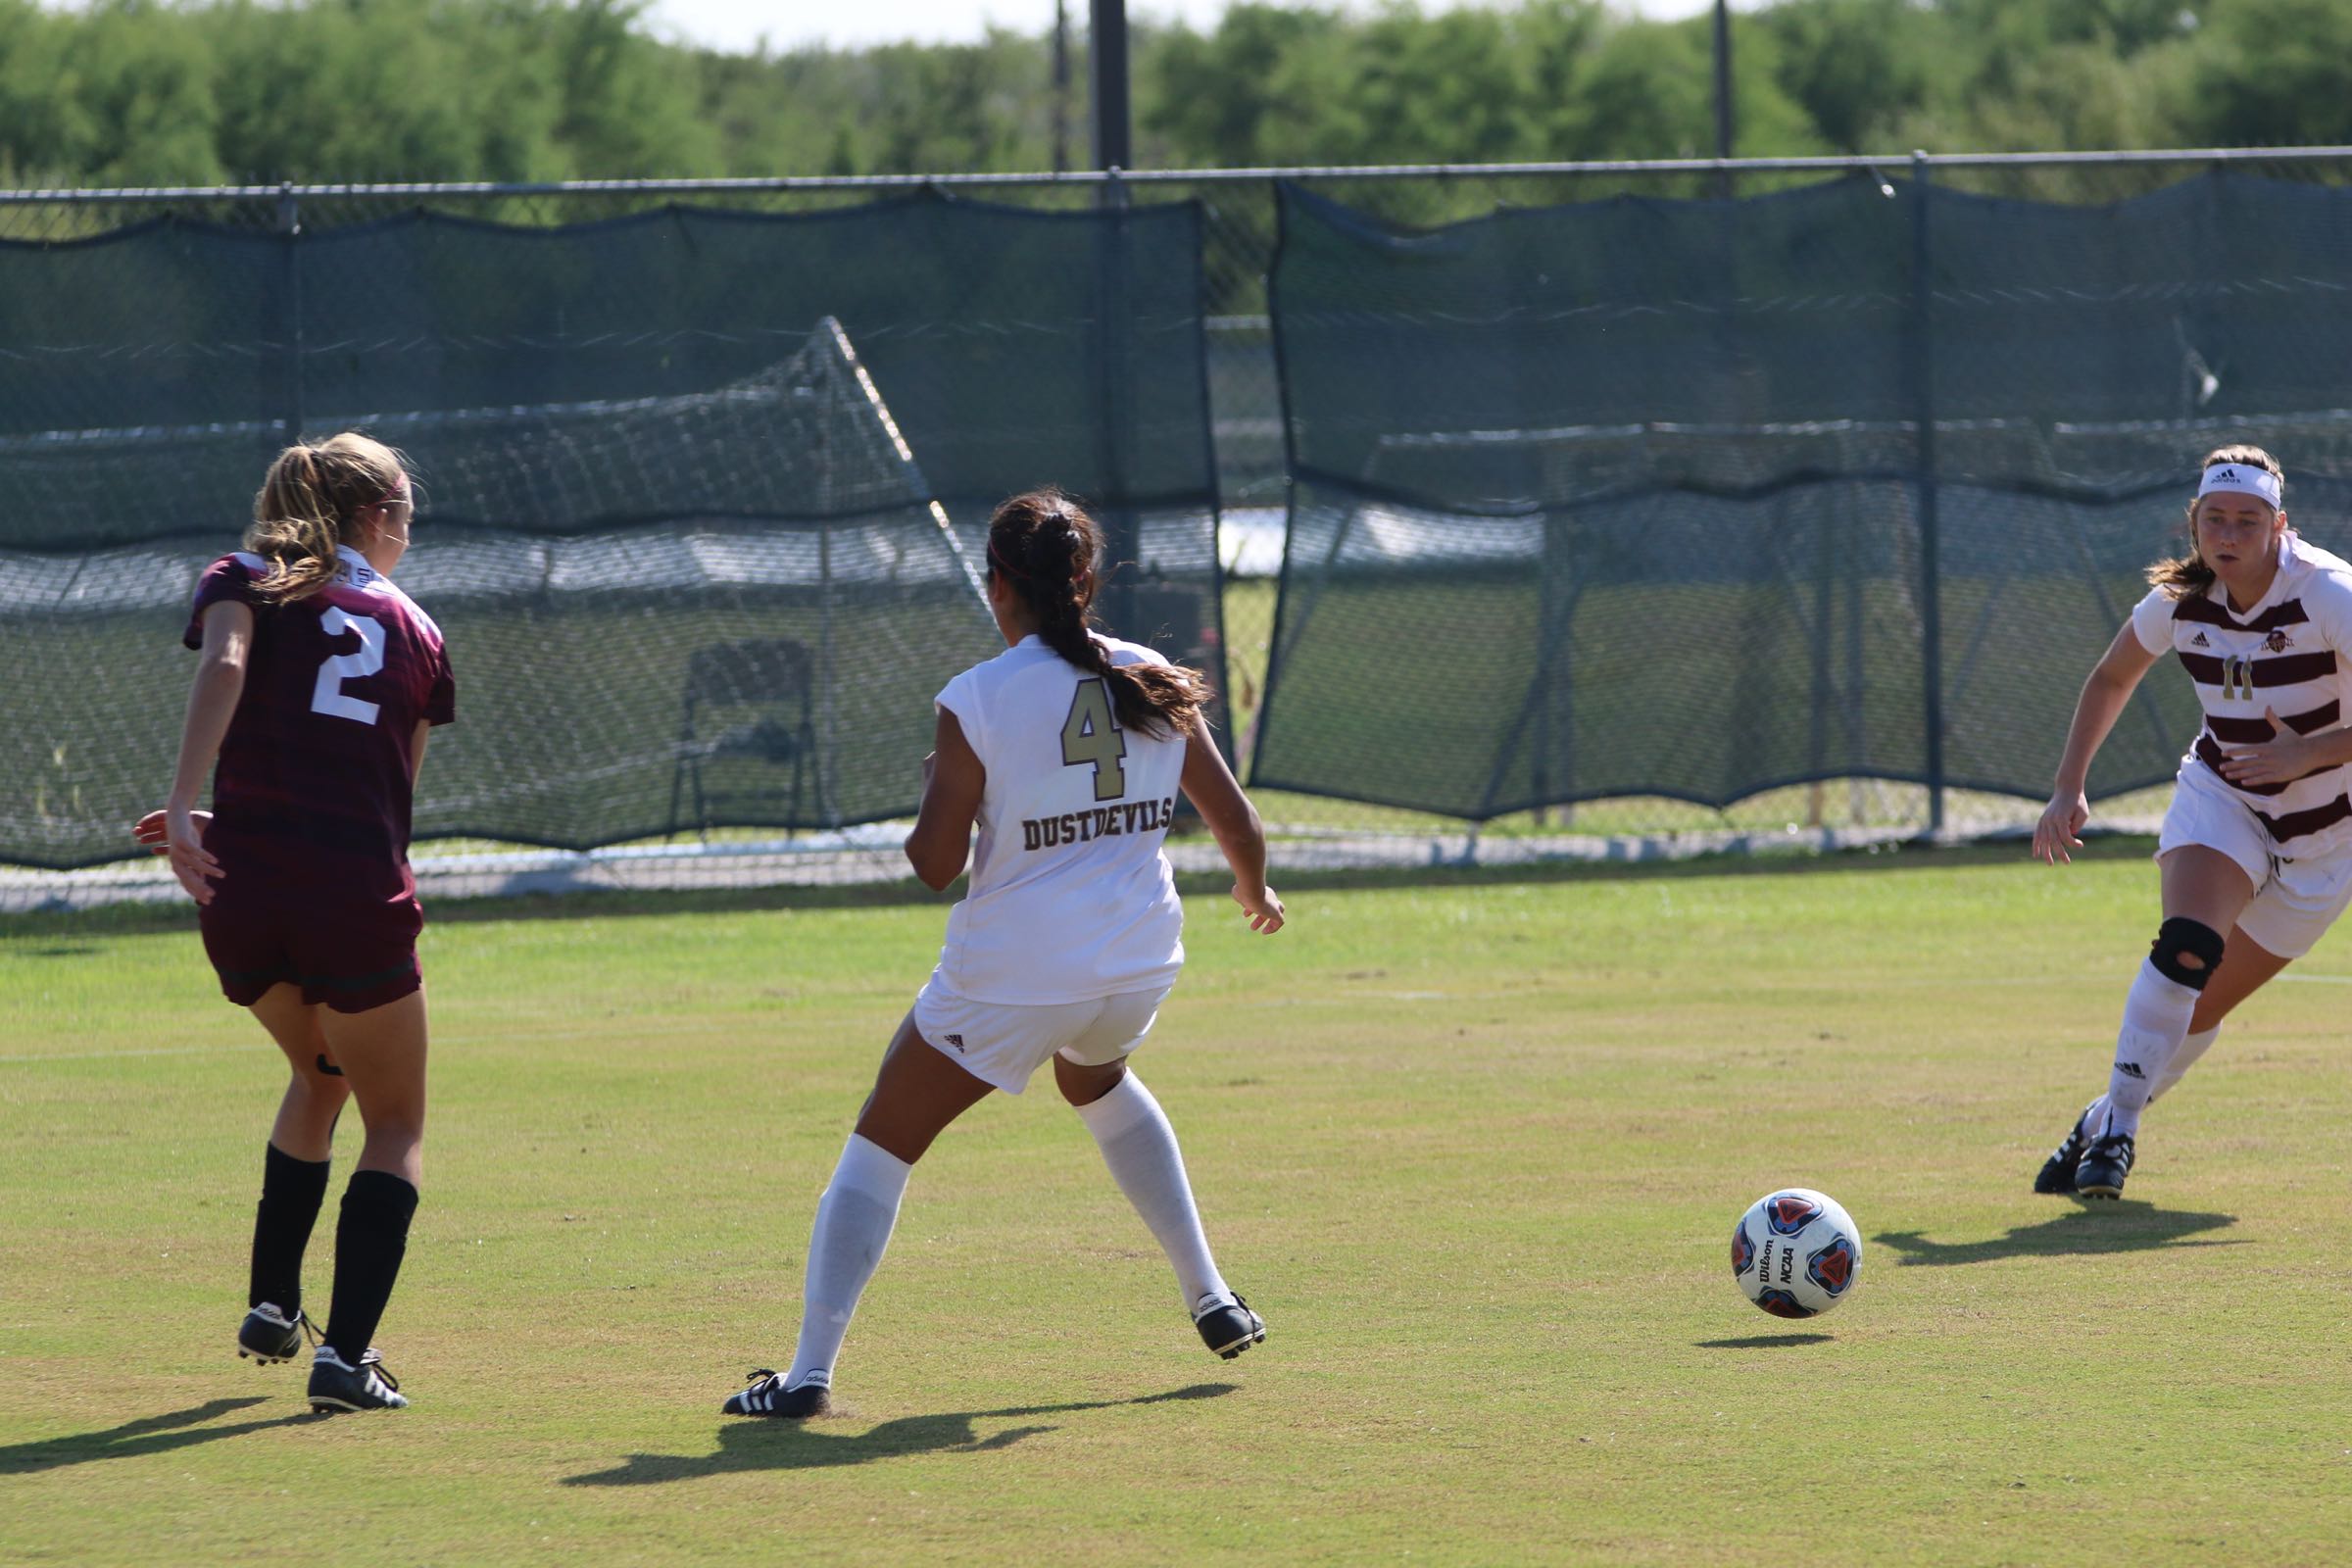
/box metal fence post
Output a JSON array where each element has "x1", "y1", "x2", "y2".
[
  {"x1": 1907, "y1": 150, "x2": 1945, "y2": 836},
  {"x1": 1095, "y1": 166, "x2": 1141, "y2": 640},
  {"x1": 277, "y1": 182, "x2": 304, "y2": 447}
]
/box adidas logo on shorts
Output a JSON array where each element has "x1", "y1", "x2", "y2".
[{"x1": 944, "y1": 1033, "x2": 965, "y2": 1051}]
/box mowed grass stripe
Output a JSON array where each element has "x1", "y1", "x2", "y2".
[{"x1": 3, "y1": 856, "x2": 2348, "y2": 1565}]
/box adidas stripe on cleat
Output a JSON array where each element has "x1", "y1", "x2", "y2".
[
  {"x1": 236, "y1": 1303, "x2": 317, "y2": 1365},
  {"x1": 1193, "y1": 1294, "x2": 1265, "y2": 1360},
  {"x1": 2074, "y1": 1133, "x2": 2136, "y2": 1200},
  {"x1": 723, "y1": 1368, "x2": 830, "y2": 1419},
  {"x1": 2033, "y1": 1106, "x2": 2096, "y2": 1196},
  {"x1": 307, "y1": 1348, "x2": 408, "y2": 1413}
]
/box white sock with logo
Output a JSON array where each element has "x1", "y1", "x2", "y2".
[
  {"x1": 1073, "y1": 1073, "x2": 1230, "y2": 1310},
  {"x1": 2152, "y1": 1024, "x2": 2221, "y2": 1102},
  {"x1": 2100, "y1": 961, "x2": 2201, "y2": 1139},
  {"x1": 784, "y1": 1134, "x2": 909, "y2": 1390},
  {"x1": 2073, "y1": 1025, "x2": 2216, "y2": 1151}
]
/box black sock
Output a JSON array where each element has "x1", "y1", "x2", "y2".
[
  {"x1": 322, "y1": 1170, "x2": 418, "y2": 1363},
  {"x1": 248, "y1": 1143, "x2": 331, "y2": 1313}
]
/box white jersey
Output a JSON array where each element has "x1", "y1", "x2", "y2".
[
  {"x1": 927, "y1": 633, "x2": 1188, "y2": 1004},
  {"x1": 2130, "y1": 531, "x2": 2352, "y2": 857}
]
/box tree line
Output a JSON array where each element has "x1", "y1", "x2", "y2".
[{"x1": 3, "y1": 0, "x2": 2349, "y2": 188}]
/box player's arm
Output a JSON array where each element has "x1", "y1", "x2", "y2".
[
  {"x1": 2220, "y1": 582, "x2": 2352, "y2": 786},
  {"x1": 905, "y1": 706, "x2": 985, "y2": 892},
  {"x1": 160, "y1": 600, "x2": 255, "y2": 902},
  {"x1": 1179, "y1": 726, "x2": 1284, "y2": 933},
  {"x1": 411, "y1": 717, "x2": 432, "y2": 786},
  {"x1": 2035, "y1": 619, "x2": 2163, "y2": 865}
]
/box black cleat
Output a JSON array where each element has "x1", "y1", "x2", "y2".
[
  {"x1": 2034, "y1": 1106, "x2": 2096, "y2": 1196},
  {"x1": 723, "y1": 1368, "x2": 830, "y2": 1419},
  {"x1": 307, "y1": 1348, "x2": 408, "y2": 1413},
  {"x1": 1193, "y1": 1294, "x2": 1266, "y2": 1360},
  {"x1": 2074, "y1": 1133, "x2": 2136, "y2": 1200},
  {"x1": 236, "y1": 1302, "x2": 316, "y2": 1365}
]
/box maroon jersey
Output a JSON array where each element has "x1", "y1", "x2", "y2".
[{"x1": 184, "y1": 545, "x2": 456, "y2": 899}]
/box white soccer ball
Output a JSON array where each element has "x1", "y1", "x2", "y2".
[{"x1": 1731, "y1": 1188, "x2": 1862, "y2": 1318}]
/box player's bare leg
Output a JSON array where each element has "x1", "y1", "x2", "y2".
[
  {"x1": 1056, "y1": 1054, "x2": 1262, "y2": 1360},
  {"x1": 305, "y1": 988, "x2": 429, "y2": 1411},
  {"x1": 249, "y1": 984, "x2": 350, "y2": 1159},
  {"x1": 729, "y1": 1013, "x2": 994, "y2": 1418},
  {"x1": 853, "y1": 1010, "x2": 997, "y2": 1163},
  {"x1": 235, "y1": 983, "x2": 349, "y2": 1361}
]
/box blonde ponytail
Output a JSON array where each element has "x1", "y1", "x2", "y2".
[{"x1": 244, "y1": 434, "x2": 409, "y2": 604}]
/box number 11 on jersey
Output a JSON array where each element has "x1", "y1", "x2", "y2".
[{"x1": 1061, "y1": 678, "x2": 1128, "y2": 802}]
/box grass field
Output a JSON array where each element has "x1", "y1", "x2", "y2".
[{"x1": 5, "y1": 846, "x2": 2350, "y2": 1565}]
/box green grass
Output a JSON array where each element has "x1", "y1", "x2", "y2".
[{"x1": 5, "y1": 850, "x2": 2350, "y2": 1564}]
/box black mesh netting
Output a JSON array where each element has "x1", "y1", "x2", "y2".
[
  {"x1": 1254, "y1": 174, "x2": 2352, "y2": 817},
  {"x1": 1, "y1": 197, "x2": 1225, "y2": 867}
]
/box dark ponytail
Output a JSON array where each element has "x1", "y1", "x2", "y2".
[{"x1": 987, "y1": 489, "x2": 1211, "y2": 739}]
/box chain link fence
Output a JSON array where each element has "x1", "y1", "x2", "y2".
[{"x1": 9, "y1": 148, "x2": 2350, "y2": 904}]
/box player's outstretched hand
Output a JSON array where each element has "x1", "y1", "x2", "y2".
[
  {"x1": 2218, "y1": 708, "x2": 2321, "y2": 789},
  {"x1": 1233, "y1": 882, "x2": 1285, "y2": 934},
  {"x1": 131, "y1": 807, "x2": 210, "y2": 854},
  {"x1": 2033, "y1": 792, "x2": 2088, "y2": 864},
  {"x1": 148, "y1": 807, "x2": 224, "y2": 904}
]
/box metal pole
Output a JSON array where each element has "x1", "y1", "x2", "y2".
[
  {"x1": 1907, "y1": 150, "x2": 1945, "y2": 836},
  {"x1": 1053, "y1": 0, "x2": 1071, "y2": 175},
  {"x1": 1712, "y1": 0, "x2": 1735, "y2": 194},
  {"x1": 1089, "y1": 0, "x2": 1131, "y2": 172},
  {"x1": 277, "y1": 182, "x2": 304, "y2": 447}
]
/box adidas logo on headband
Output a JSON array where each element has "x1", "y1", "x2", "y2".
[{"x1": 2197, "y1": 462, "x2": 2283, "y2": 509}]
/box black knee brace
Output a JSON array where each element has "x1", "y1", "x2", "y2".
[{"x1": 2150, "y1": 917, "x2": 2225, "y2": 990}]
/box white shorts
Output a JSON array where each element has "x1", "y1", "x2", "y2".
[
  {"x1": 911, "y1": 982, "x2": 1174, "y2": 1095},
  {"x1": 2157, "y1": 766, "x2": 2352, "y2": 959}
]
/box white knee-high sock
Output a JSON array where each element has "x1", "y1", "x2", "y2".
[
  {"x1": 2152, "y1": 1025, "x2": 2221, "y2": 1103},
  {"x1": 2102, "y1": 961, "x2": 2201, "y2": 1138},
  {"x1": 1074, "y1": 1074, "x2": 1231, "y2": 1309},
  {"x1": 785, "y1": 1134, "x2": 909, "y2": 1389}
]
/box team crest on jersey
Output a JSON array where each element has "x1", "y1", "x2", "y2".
[
  {"x1": 1765, "y1": 1194, "x2": 1820, "y2": 1236},
  {"x1": 1732, "y1": 1222, "x2": 1756, "y2": 1277},
  {"x1": 2264, "y1": 629, "x2": 2293, "y2": 653}
]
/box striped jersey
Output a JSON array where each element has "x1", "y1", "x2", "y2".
[
  {"x1": 928, "y1": 633, "x2": 1187, "y2": 1004},
  {"x1": 2130, "y1": 531, "x2": 2352, "y2": 854},
  {"x1": 185, "y1": 545, "x2": 456, "y2": 888}
]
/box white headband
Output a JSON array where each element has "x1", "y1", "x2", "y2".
[{"x1": 2197, "y1": 463, "x2": 2282, "y2": 510}]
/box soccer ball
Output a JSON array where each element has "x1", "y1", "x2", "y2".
[{"x1": 1731, "y1": 1189, "x2": 1862, "y2": 1318}]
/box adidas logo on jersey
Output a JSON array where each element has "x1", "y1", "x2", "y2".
[
  {"x1": 943, "y1": 1033, "x2": 965, "y2": 1051},
  {"x1": 2189, "y1": 632, "x2": 2211, "y2": 647}
]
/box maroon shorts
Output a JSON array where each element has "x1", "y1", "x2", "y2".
[{"x1": 197, "y1": 857, "x2": 424, "y2": 1014}]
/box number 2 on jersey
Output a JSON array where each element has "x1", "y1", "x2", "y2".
[
  {"x1": 311, "y1": 607, "x2": 386, "y2": 724},
  {"x1": 1060, "y1": 678, "x2": 1128, "y2": 802}
]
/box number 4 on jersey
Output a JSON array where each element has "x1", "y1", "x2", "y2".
[{"x1": 1060, "y1": 678, "x2": 1128, "y2": 802}]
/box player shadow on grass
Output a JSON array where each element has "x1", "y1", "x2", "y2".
[
  {"x1": 0, "y1": 1396, "x2": 319, "y2": 1475},
  {"x1": 564, "y1": 1382, "x2": 1238, "y2": 1487},
  {"x1": 1873, "y1": 1202, "x2": 2239, "y2": 1267}
]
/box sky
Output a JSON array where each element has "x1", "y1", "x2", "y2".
[{"x1": 644, "y1": 0, "x2": 1739, "y2": 56}]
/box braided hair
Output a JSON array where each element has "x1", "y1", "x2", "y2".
[
  {"x1": 245, "y1": 432, "x2": 410, "y2": 604},
  {"x1": 986, "y1": 489, "x2": 1211, "y2": 739}
]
